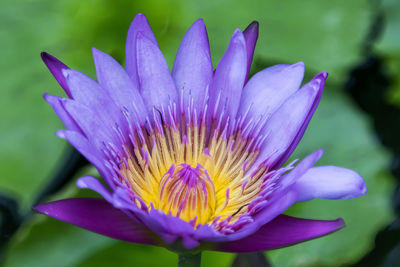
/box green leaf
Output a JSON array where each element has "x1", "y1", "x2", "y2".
[
  {"x1": 375, "y1": 0, "x2": 400, "y2": 105},
  {"x1": 0, "y1": 0, "x2": 71, "y2": 209}
]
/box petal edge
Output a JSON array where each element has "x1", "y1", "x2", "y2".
[
  {"x1": 214, "y1": 215, "x2": 344, "y2": 252},
  {"x1": 34, "y1": 198, "x2": 157, "y2": 245}
]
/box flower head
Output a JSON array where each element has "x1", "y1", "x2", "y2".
[{"x1": 36, "y1": 14, "x2": 366, "y2": 252}]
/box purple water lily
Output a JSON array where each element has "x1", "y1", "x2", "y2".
[{"x1": 36, "y1": 13, "x2": 366, "y2": 259}]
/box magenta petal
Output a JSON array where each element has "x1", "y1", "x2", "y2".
[
  {"x1": 215, "y1": 215, "x2": 344, "y2": 252},
  {"x1": 136, "y1": 33, "x2": 178, "y2": 114},
  {"x1": 41, "y1": 52, "x2": 72, "y2": 98},
  {"x1": 172, "y1": 19, "x2": 213, "y2": 115},
  {"x1": 243, "y1": 21, "x2": 259, "y2": 82},
  {"x1": 209, "y1": 29, "x2": 247, "y2": 121},
  {"x1": 125, "y1": 13, "x2": 158, "y2": 87},
  {"x1": 34, "y1": 198, "x2": 157, "y2": 245},
  {"x1": 294, "y1": 166, "x2": 367, "y2": 202}
]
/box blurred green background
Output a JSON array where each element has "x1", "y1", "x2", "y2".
[{"x1": 1, "y1": 0, "x2": 399, "y2": 266}]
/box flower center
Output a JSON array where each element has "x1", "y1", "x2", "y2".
[
  {"x1": 157, "y1": 163, "x2": 215, "y2": 225},
  {"x1": 116, "y1": 103, "x2": 279, "y2": 231}
]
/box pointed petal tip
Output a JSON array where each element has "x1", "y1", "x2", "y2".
[
  {"x1": 41, "y1": 51, "x2": 58, "y2": 64},
  {"x1": 305, "y1": 72, "x2": 327, "y2": 93},
  {"x1": 41, "y1": 52, "x2": 72, "y2": 97},
  {"x1": 318, "y1": 71, "x2": 328, "y2": 79},
  {"x1": 76, "y1": 177, "x2": 90, "y2": 188},
  {"x1": 76, "y1": 176, "x2": 102, "y2": 190},
  {"x1": 232, "y1": 28, "x2": 244, "y2": 37},
  {"x1": 344, "y1": 169, "x2": 367, "y2": 198},
  {"x1": 131, "y1": 13, "x2": 148, "y2": 24},
  {"x1": 246, "y1": 21, "x2": 259, "y2": 31},
  {"x1": 91, "y1": 47, "x2": 109, "y2": 66},
  {"x1": 33, "y1": 202, "x2": 50, "y2": 215},
  {"x1": 307, "y1": 149, "x2": 324, "y2": 163},
  {"x1": 91, "y1": 46, "x2": 100, "y2": 54},
  {"x1": 130, "y1": 13, "x2": 151, "y2": 28},
  {"x1": 316, "y1": 148, "x2": 325, "y2": 158},
  {"x1": 350, "y1": 170, "x2": 367, "y2": 197},
  {"x1": 361, "y1": 181, "x2": 367, "y2": 195},
  {"x1": 293, "y1": 61, "x2": 305, "y2": 68},
  {"x1": 42, "y1": 92, "x2": 50, "y2": 101},
  {"x1": 189, "y1": 18, "x2": 207, "y2": 35},
  {"x1": 334, "y1": 217, "x2": 345, "y2": 229},
  {"x1": 135, "y1": 13, "x2": 146, "y2": 19},
  {"x1": 40, "y1": 52, "x2": 68, "y2": 70},
  {"x1": 230, "y1": 29, "x2": 246, "y2": 47},
  {"x1": 40, "y1": 51, "x2": 48, "y2": 60},
  {"x1": 55, "y1": 130, "x2": 67, "y2": 138},
  {"x1": 289, "y1": 62, "x2": 305, "y2": 76},
  {"x1": 193, "y1": 18, "x2": 205, "y2": 25}
]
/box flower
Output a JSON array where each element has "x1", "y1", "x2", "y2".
[{"x1": 36, "y1": 14, "x2": 366, "y2": 253}]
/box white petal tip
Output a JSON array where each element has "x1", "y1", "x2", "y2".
[{"x1": 55, "y1": 130, "x2": 66, "y2": 139}]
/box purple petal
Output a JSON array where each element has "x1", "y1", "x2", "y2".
[
  {"x1": 294, "y1": 166, "x2": 367, "y2": 202},
  {"x1": 61, "y1": 100, "x2": 119, "y2": 148},
  {"x1": 126, "y1": 13, "x2": 158, "y2": 87},
  {"x1": 136, "y1": 33, "x2": 178, "y2": 113},
  {"x1": 209, "y1": 29, "x2": 247, "y2": 122},
  {"x1": 34, "y1": 198, "x2": 157, "y2": 245},
  {"x1": 58, "y1": 130, "x2": 113, "y2": 185},
  {"x1": 237, "y1": 62, "x2": 305, "y2": 121},
  {"x1": 41, "y1": 52, "x2": 71, "y2": 98},
  {"x1": 76, "y1": 176, "x2": 113, "y2": 202},
  {"x1": 211, "y1": 189, "x2": 299, "y2": 243},
  {"x1": 140, "y1": 208, "x2": 201, "y2": 249},
  {"x1": 92, "y1": 47, "x2": 148, "y2": 125},
  {"x1": 105, "y1": 187, "x2": 226, "y2": 250},
  {"x1": 215, "y1": 215, "x2": 344, "y2": 252},
  {"x1": 256, "y1": 72, "x2": 327, "y2": 169},
  {"x1": 62, "y1": 69, "x2": 125, "y2": 139},
  {"x1": 243, "y1": 21, "x2": 259, "y2": 82},
  {"x1": 273, "y1": 73, "x2": 327, "y2": 169},
  {"x1": 220, "y1": 150, "x2": 323, "y2": 243},
  {"x1": 108, "y1": 194, "x2": 222, "y2": 250},
  {"x1": 172, "y1": 19, "x2": 213, "y2": 115},
  {"x1": 277, "y1": 149, "x2": 324, "y2": 191},
  {"x1": 43, "y1": 94, "x2": 82, "y2": 133}
]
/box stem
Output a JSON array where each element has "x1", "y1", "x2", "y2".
[{"x1": 178, "y1": 252, "x2": 201, "y2": 267}]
